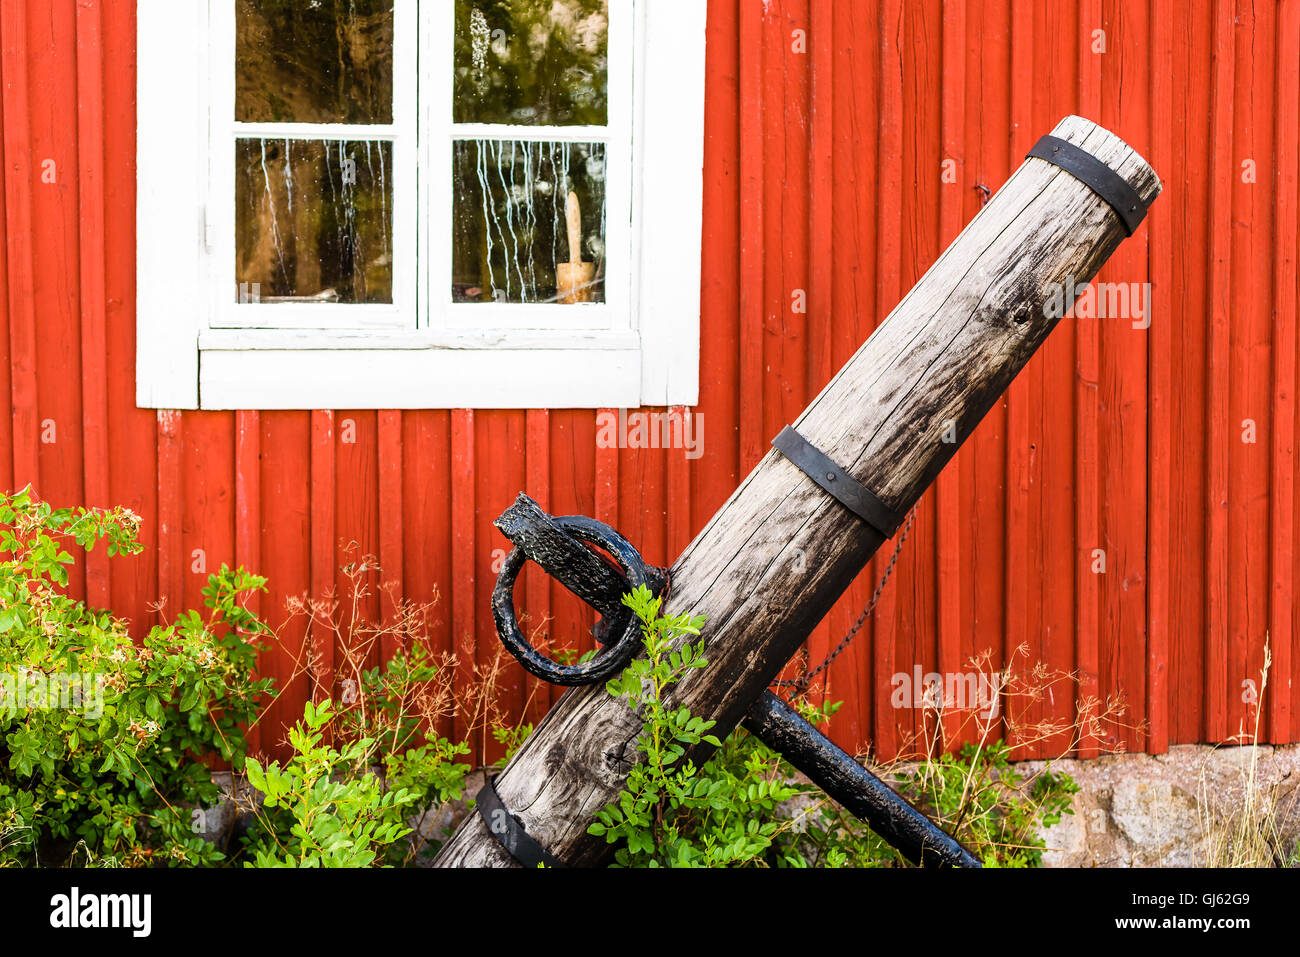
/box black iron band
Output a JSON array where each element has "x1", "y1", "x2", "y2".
[
  {"x1": 772, "y1": 425, "x2": 903, "y2": 538},
  {"x1": 1026, "y1": 134, "x2": 1147, "y2": 236},
  {"x1": 476, "y1": 776, "x2": 567, "y2": 868}
]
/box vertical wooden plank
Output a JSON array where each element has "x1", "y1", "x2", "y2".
[
  {"x1": 963, "y1": 0, "x2": 1010, "y2": 758},
  {"x1": 75, "y1": 0, "x2": 110, "y2": 607},
  {"x1": 402, "y1": 410, "x2": 453, "y2": 737},
  {"x1": 696, "y1": 0, "x2": 741, "y2": 526},
  {"x1": 234, "y1": 409, "x2": 261, "y2": 754},
  {"x1": 895, "y1": 0, "x2": 942, "y2": 756},
  {"x1": 551, "y1": 409, "x2": 596, "y2": 710},
  {"x1": 1146, "y1": 0, "x2": 1173, "y2": 754},
  {"x1": 935, "y1": 0, "x2": 965, "y2": 750},
  {"x1": 28, "y1": 0, "x2": 84, "y2": 557},
  {"x1": 1204, "y1": 0, "x2": 1235, "y2": 743},
  {"x1": 0, "y1": 28, "x2": 12, "y2": 496},
  {"x1": 618, "y1": 425, "x2": 667, "y2": 572},
  {"x1": 450, "y1": 409, "x2": 476, "y2": 747},
  {"x1": 524, "y1": 408, "x2": 551, "y2": 727},
  {"x1": 1004, "y1": 0, "x2": 1033, "y2": 758},
  {"x1": 825, "y1": 0, "x2": 880, "y2": 751},
  {"x1": 1032, "y1": 0, "x2": 1080, "y2": 760},
  {"x1": 1, "y1": 0, "x2": 40, "y2": 490},
  {"x1": 802, "y1": 0, "x2": 835, "y2": 715},
  {"x1": 310, "y1": 410, "x2": 336, "y2": 703},
  {"x1": 102, "y1": 0, "x2": 158, "y2": 634},
  {"x1": 594, "y1": 411, "x2": 619, "y2": 544},
  {"x1": 1099, "y1": 0, "x2": 1151, "y2": 754},
  {"x1": 1270, "y1": 0, "x2": 1300, "y2": 743},
  {"x1": 1075, "y1": 0, "x2": 1103, "y2": 758},
  {"x1": 737, "y1": 0, "x2": 765, "y2": 473},
  {"x1": 334, "y1": 411, "x2": 380, "y2": 682},
  {"x1": 474, "y1": 411, "x2": 525, "y2": 763},
  {"x1": 258, "y1": 412, "x2": 311, "y2": 757},
  {"x1": 665, "y1": 408, "x2": 692, "y2": 560},
  {"x1": 807, "y1": 0, "x2": 833, "y2": 398},
  {"x1": 182, "y1": 414, "x2": 235, "y2": 615},
  {"x1": 155, "y1": 410, "x2": 183, "y2": 621},
  {"x1": 872, "y1": 0, "x2": 903, "y2": 760},
  {"x1": 378, "y1": 409, "x2": 404, "y2": 663},
  {"x1": 759, "y1": 0, "x2": 818, "y2": 708},
  {"x1": 763, "y1": 0, "x2": 808, "y2": 437},
  {"x1": 1229, "y1": 0, "x2": 1276, "y2": 741},
  {"x1": 1166, "y1": 0, "x2": 1214, "y2": 746}
]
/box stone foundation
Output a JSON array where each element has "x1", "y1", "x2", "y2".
[
  {"x1": 1020, "y1": 744, "x2": 1300, "y2": 867},
  {"x1": 205, "y1": 745, "x2": 1300, "y2": 867}
]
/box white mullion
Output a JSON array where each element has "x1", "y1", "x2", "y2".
[
  {"x1": 417, "y1": 0, "x2": 433, "y2": 329},
  {"x1": 427, "y1": 0, "x2": 456, "y2": 327},
  {"x1": 389, "y1": 0, "x2": 417, "y2": 330},
  {"x1": 604, "y1": 0, "x2": 634, "y2": 336}
]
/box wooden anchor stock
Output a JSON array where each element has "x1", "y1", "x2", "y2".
[
  {"x1": 433, "y1": 116, "x2": 1161, "y2": 868},
  {"x1": 489, "y1": 494, "x2": 979, "y2": 867}
]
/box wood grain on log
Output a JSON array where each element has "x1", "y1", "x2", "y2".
[{"x1": 434, "y1": 116, "x2": 1160, "y2": 867}]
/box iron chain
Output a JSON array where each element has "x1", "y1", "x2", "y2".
[{"x1": 774, "y1": 507, "x2": 917, "y2": 694}]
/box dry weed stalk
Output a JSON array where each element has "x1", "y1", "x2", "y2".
[
  {"x1": 243, "y1": 543, "x2": 535, "y2": 766},
  {"x1": 800, "y1": 645, "x2": 1146, "y2": 862}
]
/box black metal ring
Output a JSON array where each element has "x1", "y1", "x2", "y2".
[{"x1": 490, "y1": 515, "x2": 648, "y2": 686}]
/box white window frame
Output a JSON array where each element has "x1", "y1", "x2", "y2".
[{"x1": 137, "y1": 0, "x2": 705, "y2": 410}]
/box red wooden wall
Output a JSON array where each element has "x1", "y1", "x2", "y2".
[{"x1": 1, "y1": 0, "x2": 1298, "y2": 761}]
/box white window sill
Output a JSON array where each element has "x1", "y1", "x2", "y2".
[{"x1": 199, "y1": 342, "x2": 644, "y2": 409}]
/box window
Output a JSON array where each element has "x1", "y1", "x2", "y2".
[{"x1": 137, "y1": 0, "x2": 705, "y2": 409}]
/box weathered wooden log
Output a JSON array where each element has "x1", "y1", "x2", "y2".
[{"x1": 434, "y1": 116, "x2": 1160, "y2": 867}]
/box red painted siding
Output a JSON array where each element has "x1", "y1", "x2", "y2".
[{"x1": 2, "y1": 0, "x2": 1298, "y2": 761}]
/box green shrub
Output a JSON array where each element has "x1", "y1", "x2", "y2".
[
  {"x1": 237, "y1": 643, "x2": 472, "y2": 868},
  {"x1": 587, "y1": 585, "x2": 807, "y2": 867},
  {"x1": 242, "y1": 699, "x2": 417, "y2": 867},
  {"x1": 0, "y1": 487, "x2": 271, "y2": 866},
  {"x1": 0, "y1": 487, "x2": 1075, "y2": 869}
]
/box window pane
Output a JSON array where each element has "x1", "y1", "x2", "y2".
[
  {"x1": 454, "y1": 1, "x2": 608, "y2": 126},
  {"x1": 236, "y1": 138, "x2": 393, "y2": 304},
  {"x1": 236, "y1": 0, "x2": 394, "y2": 124},
  {"x1": 452, "y1": 140, "x2": 605, "y2": 305}
]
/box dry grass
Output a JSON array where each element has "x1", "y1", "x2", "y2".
[
  {"x1": 822, "y1": 644, "x2": 1145, "y2": 863},
  {"x1": 242, "y1": 543, "x2": 539, "y2": 762},
  {"x1": 890, "y1": 642, "x2": 1138, "y2": 771},
  {"x1": 1197, "y1": 643, "x2": 1300, "y2": 868}
]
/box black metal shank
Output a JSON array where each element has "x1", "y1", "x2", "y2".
[{"x1": 743, "y1": 691, "x2": 981, "y2": 868}]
